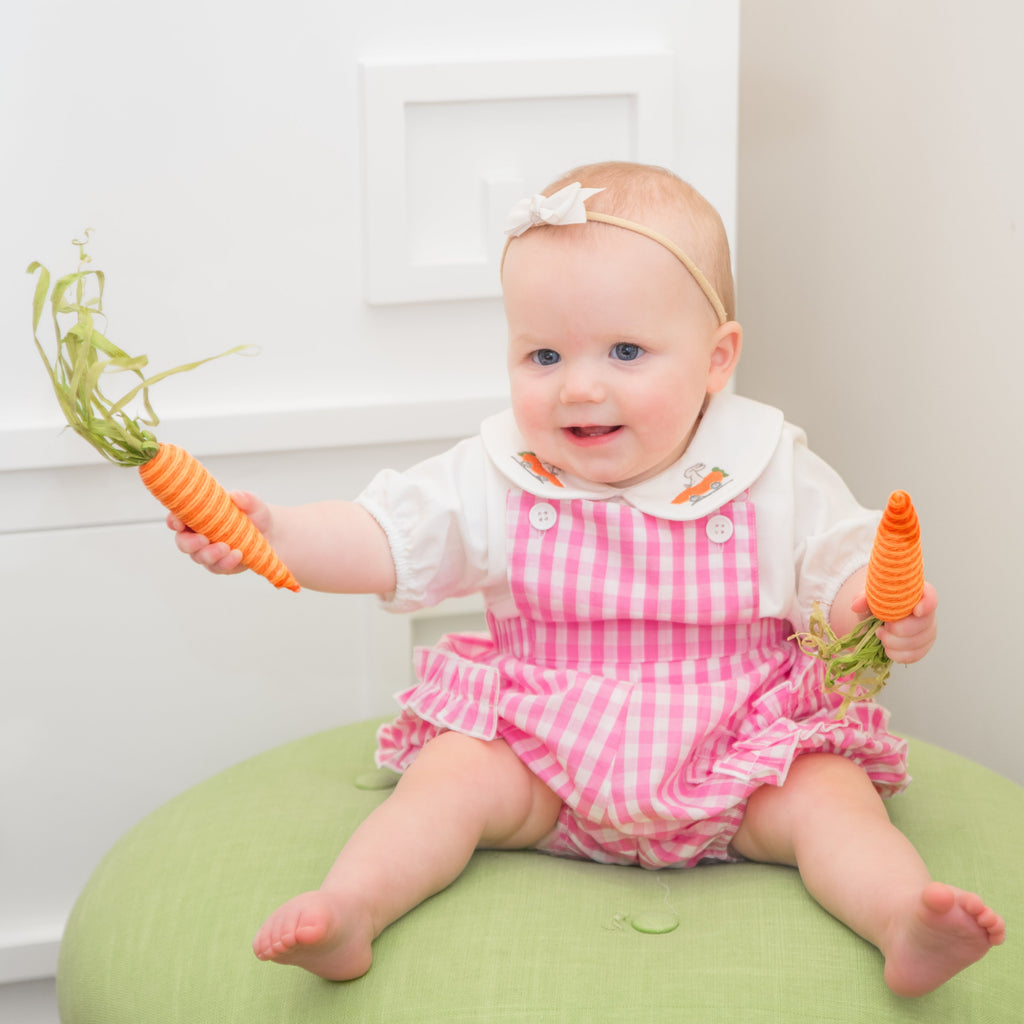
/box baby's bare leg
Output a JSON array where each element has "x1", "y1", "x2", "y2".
[
  {"x1": 252, "y1": 732, "x2": 561, "y2": 980},
  {"x1": 730, "y1": 753, "x2": 1004, "y2": 997}
]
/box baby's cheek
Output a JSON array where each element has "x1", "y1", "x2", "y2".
[{"x1": 511, "y1": 399, "x2": 550, "y2": 448}]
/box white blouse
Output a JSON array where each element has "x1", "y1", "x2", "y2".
[{"x1": 356, "y1": 392, "x2": 880, "y2": 632}]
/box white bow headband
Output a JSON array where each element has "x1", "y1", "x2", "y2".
[{"x1": 502, "y1": 182, "x2": 728, "y2": 326}]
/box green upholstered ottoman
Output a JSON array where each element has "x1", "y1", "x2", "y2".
[{"x1": 58, "y1": 719, "x2": 1021, "y2": 1023}]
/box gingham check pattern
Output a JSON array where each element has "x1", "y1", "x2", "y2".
[{"x1": 377, "y1": 493, "x2": 908, "y2": 867}]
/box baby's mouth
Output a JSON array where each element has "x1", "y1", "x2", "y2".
[{"x1": 569, "y1": 425, "x2": 621, "y2": 438}]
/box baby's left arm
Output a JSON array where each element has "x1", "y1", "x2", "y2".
[{"x1": 830, "y1": 567, "x2": 939, "y2": 665}]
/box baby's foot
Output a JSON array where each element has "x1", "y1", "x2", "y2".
[
  {"x1": 883, "y1": 882, "x2": 1005, "y2": 997},
  {"x1": 252, "y1": 890, "x2": 375, "y2": 981}
]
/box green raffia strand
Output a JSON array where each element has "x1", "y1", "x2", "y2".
[
  {"x1": 28, "y1": 232, "x2": 251, "y2": 467},
  {"x1": 791, "y1": 603, "x2": 892, "y2": 719}
]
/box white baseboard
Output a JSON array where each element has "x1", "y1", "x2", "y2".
[{"x1": 0, "y1": 936, "x2": 61, "y2": 985}]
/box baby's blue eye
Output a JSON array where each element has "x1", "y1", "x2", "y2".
[
  {"x1": 533, "y1": 349, "x2": 561, "y2": 366},
  {"x1": 611, "y1": 342, "x2": 642, "y2": 361}
]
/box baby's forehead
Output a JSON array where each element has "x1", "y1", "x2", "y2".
[
  {"x1": 508, "y1": 206, "x2": 706, "y2": 279},
  {"x1": 502, "y1": 224, "x2": 666, "y2": 284},
  {"x1": 506, "y1": 171, "x2": 733, "y2": 323},
  {"x1": 582, "y1": 195, "x2": 707, "y2": 250},
  {"x1": 515, "y1": 204, "x2": 687, "y2": 253},
  {"x1": 503, "y1": 211, "x2": 727, "y2": 330}
]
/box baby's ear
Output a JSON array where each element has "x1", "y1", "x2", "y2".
[{"x1": 707, "y1": 320, "x2": 742, "y2": 393}]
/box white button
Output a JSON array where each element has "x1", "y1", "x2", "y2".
[
  {"x1": 529, "y1": 502, "x2": 558, "y2": 531},
  {"x1": 706, "y1": 514, "x2": 733, "y2": 543}
]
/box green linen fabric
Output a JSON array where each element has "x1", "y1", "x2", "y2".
[{"x1": 58, "y1": 720, "x2": 1022, "y2": 1023}]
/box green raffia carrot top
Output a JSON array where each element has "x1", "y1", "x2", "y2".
[
  {"x1": 792, "y1": 490, "x2": 925, "y2": 717},
  {"x1": 28, "y1": 232, "x2": 300, "y2": 591}
]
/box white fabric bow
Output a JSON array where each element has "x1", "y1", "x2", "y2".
[{"x1": 504, "y1": 182, "x2": 605, "y2": 237}]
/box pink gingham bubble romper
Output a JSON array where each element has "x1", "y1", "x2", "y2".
[{"x1": 367, "y1": 394, "x2": 909, "y2": 869}]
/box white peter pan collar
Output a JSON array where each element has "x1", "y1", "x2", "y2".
[{"x1": 480, "y1": 392, "x2": 785, "y2": 522}]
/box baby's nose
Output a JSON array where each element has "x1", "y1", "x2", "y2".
[{"x1": 559, "y1": 366, "x2": 606, "y2": 404}]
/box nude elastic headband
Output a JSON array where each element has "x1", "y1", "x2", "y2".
[{"x1": 501, "y1": 182, "x2": 728, "y2": 326}]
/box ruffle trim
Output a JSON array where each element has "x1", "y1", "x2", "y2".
[
  {"x1": 376, "y1": 634, "x2": 910, "y2": 801},
  {"x1": 376, "y1": 633, "x2": 501, "y2": 772}
]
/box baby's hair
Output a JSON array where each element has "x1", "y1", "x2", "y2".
[{"x1": 540, "y1": 162, "x2": 736, "y2": 322}]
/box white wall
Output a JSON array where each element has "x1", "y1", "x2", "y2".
[
  {"x1": 737, "y1": 2, "x2": 1023, "y2": 785},
  {"x1": 0, "y1": 0, "x2": 739, "y2": 991},
  {"x1": 6, "y1": 5, "x2": 1021, "y2": 1020}
]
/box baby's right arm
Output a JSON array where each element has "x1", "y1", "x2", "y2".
[{"x1": 167, "y1": 492, "x2": 397, "y2": 596}]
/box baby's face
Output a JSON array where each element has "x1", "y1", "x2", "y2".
[{"x1": 503, "y1": 227, "x2": 737, "y2": 488}]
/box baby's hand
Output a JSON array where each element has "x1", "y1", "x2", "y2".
[
  {"x1": 851, "y1": 583, "x2": 938, "y2": 664},
  {"x1": 167, "y1": 491, "x2": 270, "y2": 576}
]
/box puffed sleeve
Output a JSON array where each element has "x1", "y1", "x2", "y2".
[
  {"x1": 789, "y1": 444, "x2": 881, "y2": 630},
  {"x1": 353, "y1": 435, "x2": 506, "y2": 613},
  {"x1": 752, "y1": 426, "x2": 880, "y2": 631}
]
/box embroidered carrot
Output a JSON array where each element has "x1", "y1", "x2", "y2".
[
  {"x1": 518, "y1": 452, "x2": 564, "y2": 488},
  {"x1": 27, "y1": 235, "x2": 299, "y2": 592},
  {"x1": 793, "y1": 490, "x2": 924, "y2": 717},
  {"x1": 671, "y1": 467, "x2": 726, "y2": 504}
]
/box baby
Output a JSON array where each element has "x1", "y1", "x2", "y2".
[{"x1": 171, "y1": 162, "x2": 1004, "y2": 996}]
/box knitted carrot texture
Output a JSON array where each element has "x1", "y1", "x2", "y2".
[
  {"x1": 28, "y1": 237, "x2": 299, "y2": 592},
  {"x1": 864, "y1": 490, "x2": 924, "y2": 622},
  {"x1": 793, "y1": 491, "x2": 925, "y2": 717},
  {"x1": 139, "y1": 445, "x2": 299, "y2": 591}
]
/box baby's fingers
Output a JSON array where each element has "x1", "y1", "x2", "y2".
[
  {"x1": 190, "y1": 539, "x2": 246, "y2": 574},
  {"x1": 198, "y1": 543, "x2": 246, "y2": 574},
  {"x1": 912, "y1": 582, "x2": 939, "y2": 619},
  {"x1": 171, "y1": 524, "x2": 245, "y2": 574},
  {"x1": 878, "y1": 610, "x2": 938, "y2": 667},
  {"x1": 174, "y1": 526, "x2": 208, "y2": 556},
  {"x1": 166, "y1": 511, "x2": 187, "y2": 533},
  {"x1": 165, "y1": 491, "x2": 262, "y2": 577},
  {"x1": 879, "y1": 622, "x2": 937, "y2": 663}
]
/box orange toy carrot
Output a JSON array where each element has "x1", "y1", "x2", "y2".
[
  {"x1": 28, "y1": 235, "x2": 299, "y2": 592},
  {"x1": 864, "y1": 490, "x2": 924, "y2": 622},
  {"x1": 138, "y1": 445, "x2": 298, "y2": 590},
  {"x1": 793, "y1": 490, "x2": 925, "y2": 716}
]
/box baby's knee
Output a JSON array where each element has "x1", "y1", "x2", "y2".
[
  {"x1": 732, "y1": 754, "x2": 881, "y2": 862},
  {"x1": 411, "y1": 731, "x2": 529, "y2": 793},
  {"x1": 420, "y1": 730, "x2": 507, "y2": 769},
  {"x1": 411, "y1": 731, "x2": 558, "y2": 845},
  {"x1": 787, "y1": 752, "x2": 873, "y2": 789},
  {"x1": 779, "y1": 752, "x2": 886, "y2": 819}
]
